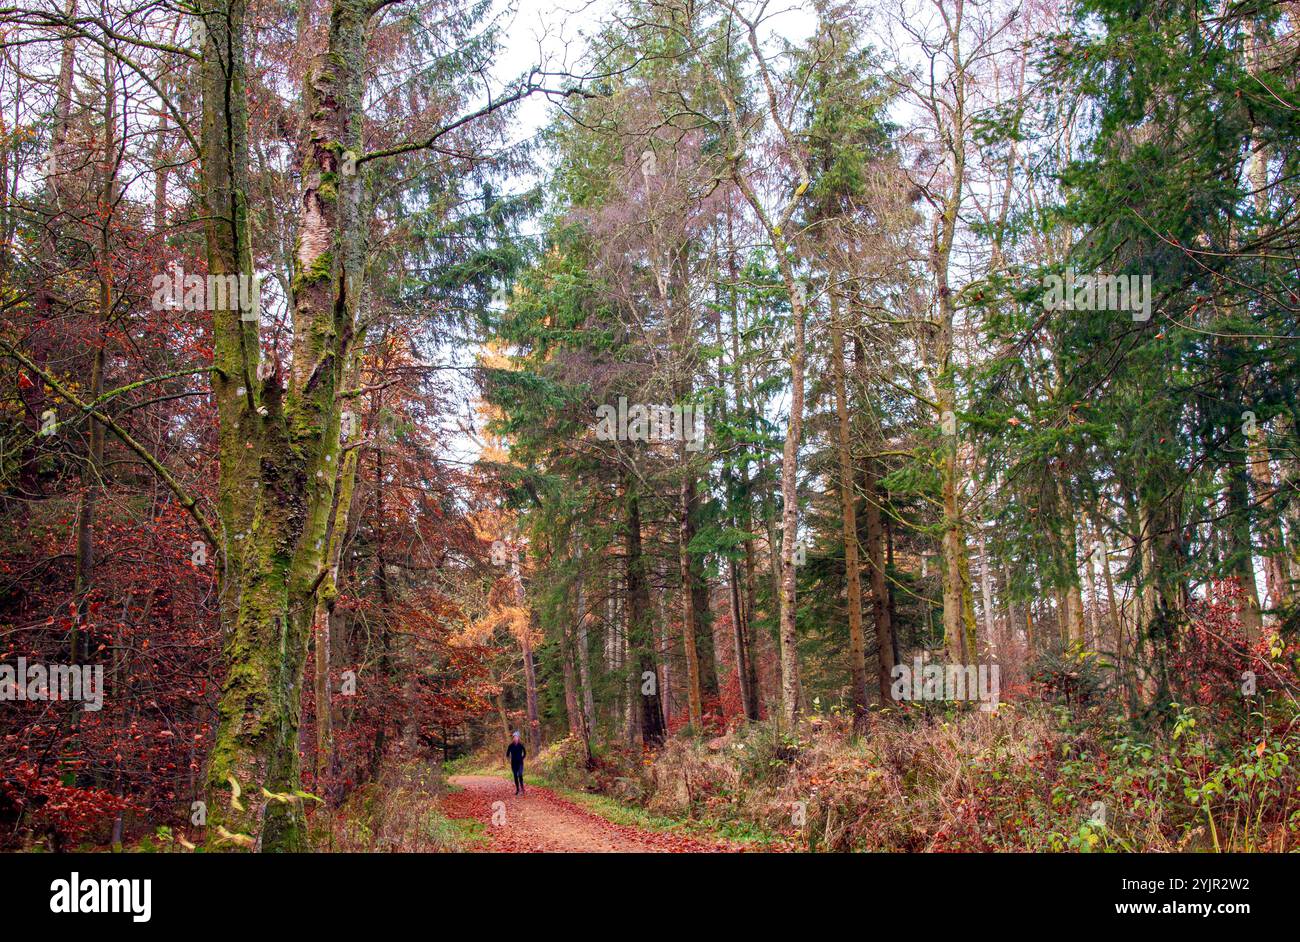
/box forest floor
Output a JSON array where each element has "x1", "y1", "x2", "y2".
[{"x1": 443, "y1": 774, "x2": 736, "y2": 852}]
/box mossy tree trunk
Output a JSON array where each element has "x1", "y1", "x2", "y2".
[
  {"x1": 312, "y1": 341, "x2": 365, "y2": 788},
  {"x1": 202, "y1": 0, "x2": 368, "y2": 851}
]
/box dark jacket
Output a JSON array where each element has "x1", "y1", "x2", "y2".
[{"x1": 507, "y1": 741, "x2": 526, "y2": 768}]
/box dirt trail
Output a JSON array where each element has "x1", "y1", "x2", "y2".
[{"x1": 444, "y1": 775, "x2": 732, "y2": 853}]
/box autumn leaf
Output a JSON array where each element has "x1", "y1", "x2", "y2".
[
  {"x1": 215, "y1": 825, "x2": 255, "y2": 849},
  {"x1": 227, "y1": 774, "x2": 245, "y2": 812}
]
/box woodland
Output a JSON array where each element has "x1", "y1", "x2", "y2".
[{"x1": 1, "y1": 0, "x2": 1298, "y2": 854}]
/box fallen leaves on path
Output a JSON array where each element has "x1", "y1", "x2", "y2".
[{"x1": 444, "y1": 775, "x2": 738, "y2": 853}]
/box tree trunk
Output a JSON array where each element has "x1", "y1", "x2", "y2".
[
  {"x1": 562, "y1": 629, "x2": 583, "y2": 741},
  {"x1": 979, "y1": 529, "x2": 998, "y2": 659},
  {"x1": 774, "y1": 258, "x2": 806, "y2": 726},
  {"x1": 203, "y1": 0, "x2": 367, "y2": 851},
  {"x1": 72, "y1": 66, "x2": 114, "y2": 664},
  {"x1": 724, "y1": 240, "x2": 761, "y2": 719},
  {"x1": 311, "y1": 389, "x2": 362, "y2": 787},
  {"x1": 863, "y1": 454, "x2": 896, "y2": 705},
  {"x1": 1056, "y1": 476, "x2": 1086, "y2": 645},
  {"x1": 926, "y1": 24, "x2": 976, "y2": 667},
  {"x1": 574, "y1": 547, "x2": 595, "y2": 734},
  {"x1": 1225, "y1": 465, "x2": 1263, "y2": 643},
  {"x1": 830, "y1": 293, "x2": 868, "y2": 719},
  {"x1": 1247, "y1": 426, "x2": 1288, "y2": 611},
  {"x1": 677, "y1": 460, "x2": 704, "y2": 729},
  {"x1": 626, "y1": 485, "x2": 665, "y2": 745},
  {"x1": 511, "y1": 550, "x2": 543, "y2": 757}
]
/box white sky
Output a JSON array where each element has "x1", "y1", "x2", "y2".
[{"x1": 489, "y1": 0, "x2": 819, "y2": 153}]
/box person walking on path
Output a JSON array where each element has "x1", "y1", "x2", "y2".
[{"x1": 506, "y1": 731, "x2": 526, "y2": 795}]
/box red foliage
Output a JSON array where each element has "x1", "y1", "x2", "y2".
[
  {"x1": 1169, "y1": 582, "x2": 1297, "y2": 721},
  {"x1": 1, "y1": 763, "x2": 131, "y2": 850}
]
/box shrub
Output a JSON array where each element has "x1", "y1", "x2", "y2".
[{"x1": 325, "y1": 760, "x2": 482, "y2": 852}]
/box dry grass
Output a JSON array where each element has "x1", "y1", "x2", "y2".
[
  {"x1": 322, "y1": 760, "x2": 486, "y2": 852},
  {"x1": 534, "y1": 701, "x2": 1300, "y2": 852}
]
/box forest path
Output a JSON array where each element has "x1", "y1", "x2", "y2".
[{"x1": 444, "y1": 774, "x2": 731, "y2": 853}]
